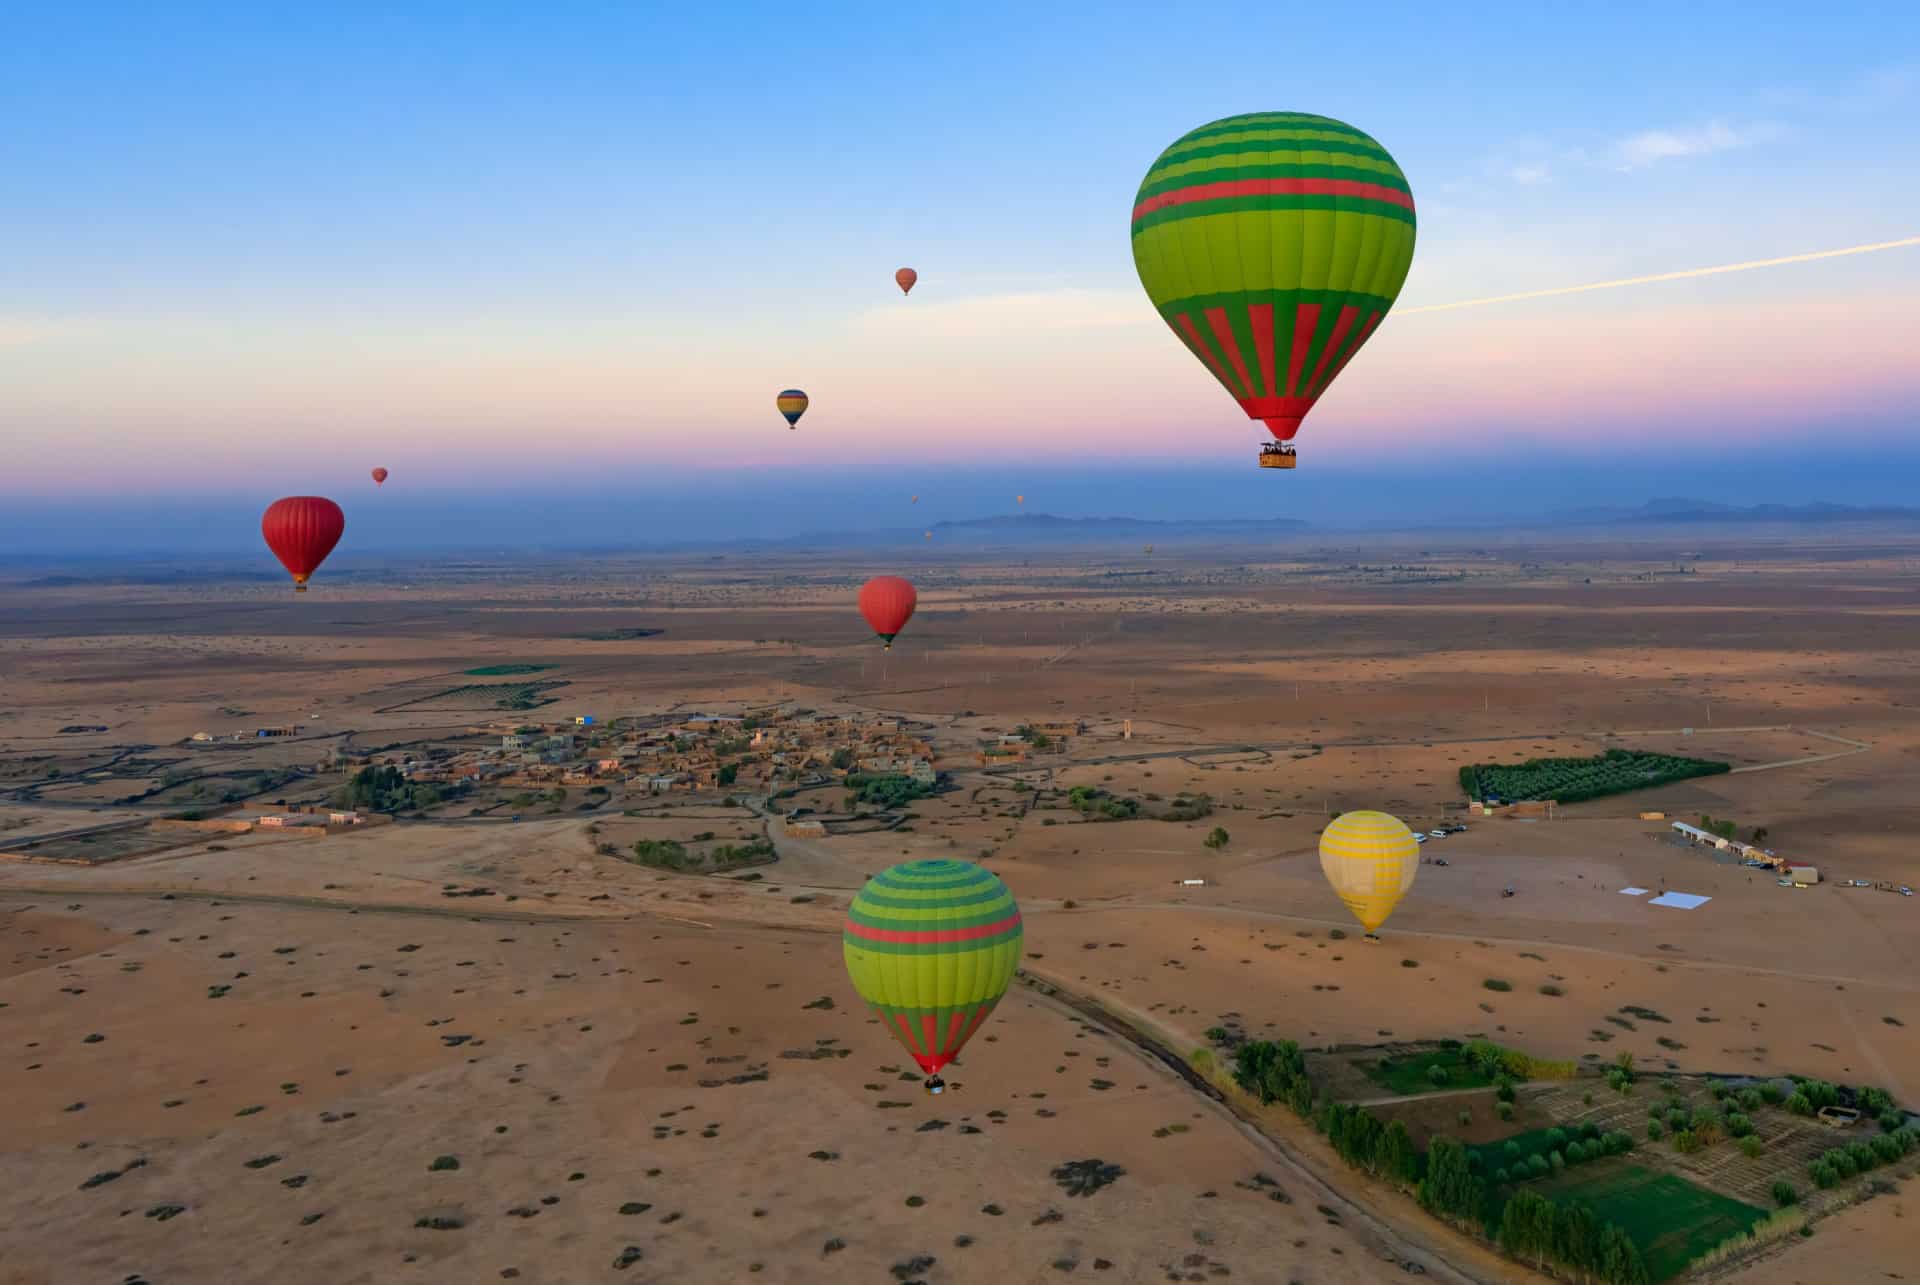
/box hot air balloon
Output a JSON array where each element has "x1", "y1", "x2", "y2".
[
  {"x1": 911, "y1": 495, "x2": 919, "y2": 504},
  {"x1": 895, "y1": 267, "x2": 918, "y2": 295},
  {"x1": 843, "y1": 858, "x2": 1022, "y2": 1092},
  {"x1": 1319, "y1": 810, "x2": 1419, "y2": 934},
  {"x1": 1131, "y1": 112, "x2": 1416, "y2": 469},
  {"x1": 776, "y1": 389, "x2": 809, "y2": 430},
  {"x1": 262, "y1": 497, "x2": 345, "y2": 594},
  {"x1": 923, "y1": 530, "x2": 932, "y2": 540},
  {"x1": 371, "y1": 467, "x2": 388, "y2": 486},
  {"x1": 858, "y1": 575, "x2": 917, "y2": 648},
  {"x1": 1015, "y1": 494, "x2": 1024, "y2": 505}
]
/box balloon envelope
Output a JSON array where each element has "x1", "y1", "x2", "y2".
[
  {"x1": 262, "y1": 496, "x2": 345, "y2": 592},
  {"x1": 776, "y1": 389, "x2": 809, "y2": 428},
  {"x1": 1131, "y1": 112, "x2": 1416, "y2": 442},
  {"x1": 371, "y1": 467, "x2": 388, "y2": 485},
  {"x1": 895, "y1": 267, "x2": 918, "y2": 295},
  {"x1": 843, "y1": 859, "x2": 1022, "y2": 1076},
  {"x1": 858, "y1": 575, "x2": 917, "y2": 647},
  {"x1": 1319, "y1": 810, "x2": 1419, "y2": 932}
]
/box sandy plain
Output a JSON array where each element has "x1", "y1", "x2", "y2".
[{"x1": 2, "y1": 529, "x2": 1918, "y2": 1283}]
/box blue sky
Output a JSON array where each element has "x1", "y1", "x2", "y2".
[{"x1": 3, "y1": 3, "x2": 1917, "y2": 549}]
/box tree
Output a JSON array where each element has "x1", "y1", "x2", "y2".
[
  {"x1": 1500, "y1": 1188, "x2": 1554, "y2": 1267},
  {"x1": 1599, "y1": 1225, "x2": 1650, "y2": 1285},
  {"x1": 1417, "y1": 1138, "x2": 1485, "y2": 1225},
  {"x1": 829, "y1": 747, "x2": 854, "y2": 771},
  {"x1": 1203, "y1": 826, "x2": 1230, "y2": 849},
  {"x1": 717, "y1": 763, "x2": 739, "y2": 786},
  {"x1": 1380, "y1": 1119, "x2": 1420, "y2": 1188}
]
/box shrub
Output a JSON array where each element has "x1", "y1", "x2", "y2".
[
  {"x1": 1545, "y1": 1127, "x2": 1567, "y2": 1149},
  {"x1": 1427, "y1": 1065, "x2": 1450, "y2": 1087},
  {"x1": 1329, "y1": 928, "x2": 1347, "y2": 940},
  {"x1": 1760, "y1": 1083, "x2": 1785, "y2": 1105},
  {"x1": 1494, "y1": 1166, "x2": 1510, "y2": 1184},
  {"x1": 1647, "y1": 1119, "x2": 1664, "y2": 1140},
  {"x1": 1738, "y1": 1087, "x2": 1763, "y2": 1111},
  {"x1": 1740, "y1": 1136, "x2": 1764, "y2": 1158},
  {"x1": 1565, "y1": 1141, "x2": 1587, "y2": 1163},
  {"x1": 1548, "y1": 1150, "x2": 1565, "y2": 1172},
  {"x1": 1458, "y1": 1109, "x2": 1472, "y2": 1126},
  {"x1": 1526, "y1": 1154, "x2": 1550, "y2": 1178},
  {"x1": 1483, "y1": 978, "x2": 1513, "y2": 993},
  {"x1": 1495, "y1": 1078, "x2": 1517, "y2": 1103},
  {"x1": 1538, "y1": 984, "x2": 1564, "y2": 997},
  {"x1": 1496, "y1": 1101, "x2": 1514, "y2": 1121},
  {"x1": 1203, "y1": 826, "x2": 1230, "y2": 849},
  {"x1": 1672, "y1": 1129, "x2": 1698, "y2": 1154},
  {"x1": 1772, "y1": 1180, "x2": 1798, "y2": 1207}
]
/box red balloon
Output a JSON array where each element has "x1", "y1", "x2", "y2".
[
  {"x1": 858, "y1": 575, "x2": 917, "y2": 649},
  {"x1": 371, "y1": 467, "x2": 388, "y2": 485},
  {"x1": 895, "y1": 267, "x2": 917, "y2": 295},
  {"x1": 262, "y1": 496, "x2": 345, "y2": 593}
]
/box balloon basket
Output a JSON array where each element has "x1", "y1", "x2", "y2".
[{"x1": 1257, "y1": 449, "x2": 1298, "y2": 470}]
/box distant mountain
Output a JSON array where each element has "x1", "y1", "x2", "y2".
[
  {"x1": 757, "y1": 512, "x2": 1315, "y2": 550},
  {"x1": 1547, "y1": 499, "x2": 1920, "y2": 526}
]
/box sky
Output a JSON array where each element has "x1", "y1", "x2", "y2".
[{"x1": 4, "y1": 3, "x2": 1918, "y2": 550}]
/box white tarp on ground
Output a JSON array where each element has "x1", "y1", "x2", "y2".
[
  {"x1": 1649, "y1": 892, "x2": 1711, "y2": 910},
  {"x1": 1620, "y1": 887, "x2": 1650, "y2": 896}
]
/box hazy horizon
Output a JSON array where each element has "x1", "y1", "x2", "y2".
[{"x1": 6, "y1": 443, "x2": 1920, "y2": 559}]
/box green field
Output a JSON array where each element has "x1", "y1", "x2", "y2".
[
  {"x1": 1461, "y1": 748, "x2": 1730, "y2": 805},
  {"x1": 1363, "y1": 1046, "x2": 1499, "y2": 1095},
  {"x1": 463, "y1": 664, "x2": 554, "y2": 676},
  {"x1": 1524, "y1": 1164, "x2": 1767, "y2": 1282}
]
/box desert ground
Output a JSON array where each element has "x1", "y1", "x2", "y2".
[{"x1": 2, "y1": 527, "x2": 1917, "y2": 1283}]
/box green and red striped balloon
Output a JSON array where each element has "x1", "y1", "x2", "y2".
[
  {"x1": 842, "y1": 859, "x2": 1023, "y2": 1078},
  {"x1": 1131, "y1": 112, "x2": 1416, "y2": 443}
]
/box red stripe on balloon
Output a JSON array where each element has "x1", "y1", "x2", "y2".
[
  {"x1": 843, "y1": 912, "x2": 1023, "y2": 945},
  {"x1": 1173, "y1": 313, "x2": 1236, "y2": 392},
  {"x1": 1204, "y1": 307, "x2": 1254, "y2": 399},
  {"x1": 1305, "y1": 305, "x2": 1361, "y2": 398},
  {"x1": 1284, "y1": 303, "x2": 1320, "y2": 397},
  {"x1": 1319, "y1": 311, "x2": 1383, "y2": 393},
  {"x1": 1247, "y1": 303, "x2": 1276, "y2": 399},
  {"x1": 1132, "y1": 177, "x2": 1415, "y2": 221}
]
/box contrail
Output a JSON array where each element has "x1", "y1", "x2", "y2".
[{"x1": 1401, "y1": 236, "x2": 1920, "y2": 315}]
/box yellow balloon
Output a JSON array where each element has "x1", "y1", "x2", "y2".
[{"x1": 1319, "y1": 810, "x2": 1419, "y2": 933}]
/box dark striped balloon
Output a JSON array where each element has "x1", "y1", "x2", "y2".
[{"x1": 843, "y1": 859, "x2": 1023, "y2": 1076}]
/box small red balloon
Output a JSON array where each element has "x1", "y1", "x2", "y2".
[
  {"x1": 371, "y1": 467, "x2": 388, "y2": 485},
  {"x1": 895, "y1": 267, "x2": 917, "y2": 295},
  {"x1": 858, "y1": 575, "x2": 918, "y2": 649},
  {"x1": 262, "y1": 496, "x2": 345, "y2": 593}
]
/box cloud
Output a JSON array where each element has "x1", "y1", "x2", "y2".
[
  {"x1": 1506, "y1": 164, "x2": 1552, "y2": 186},
  {"x1": 1607, "y1": 120, "x2": 1782, "y2": 170},
  {"x1": 847, "y1": 288, "x2": 1151, "y2": 339}
]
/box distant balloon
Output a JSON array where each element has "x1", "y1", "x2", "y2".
[
  {"x1": 924, "y1": 530, "x2": 932, "y2": 540},
  {"x1": 911, "y1": 495, "x2": 919, "y2": 504},
  {"x1": 1319, "y1": 810, "x2": 1419, "y2": 933},
  {"x1": 262, "y1": 497, "x2": 345, "y2": 594},
  {"x1": 776, "y1": 389, "x2": 809, "y2": 429},
  {"x1": 843, "y1": 859, "x2": 1022, "y2": 1084},
  {"x1": 895, "y1": 267, "x2": 918, "y2": 295},
  {"x1": 1015, "y1": 494, "x2": 1024, "y2": 505},
  {"x1": 371, "y1": 467, "x2": 388, "y2": 486},
  {"x1": 1131, "y1": 112, "x2": 1416, "y2": 459},
  {"x1": 858, "y1": 575, "x2": 917, "y2": 649},
  {"x1": 1144, "y1": 544, "x2": 1154, "y2": 555}
]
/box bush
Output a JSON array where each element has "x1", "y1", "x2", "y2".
[
  {"x1": 1458, "y1": 1109, "x2": 1473, "y2": 1126},
  {"x1": 1565, "y1": 1141, "x2": 1587, "y2": 1163},
  {"x1": 1203, "y1": 826, "x2": 1230, "y2": 850},
  {"x1": 1496, "y1": 1101, "x2": 1514, "y2": 1121},
  {"x1": 1759, "y1": 1083, "x2": 1784, "y2": 1106},
  {"x1": 1672, "y1": 1129, "x2": 1699, "y2": 1154},
  {"x1": 1772, "y1": 1180, "x2": 1798, "y2": 1207},
  {"x1": 1786, "y1": 1092, "x2": 1813, "y2": 1116},
  {"x1": 1740, "y1": 1136, "x2": 1764, "y2": 1159},
  {"x1": 1647, "y1": 1119, "x2": 1664, "y2": 1140},
  {"x1": 1548, "y1": 1150, "x2": 1566, "y2": 1172},
  {"x1": 1427, "y1": 1065, "x2": 1450, "y2": 1087},
  {"x1": 1539, "y1": 983, "x2": 1564, "y2": 997},
  {"x1": 1483, "y1": 978, "x2": 1513, "y2": 993},
  {"x1": 1526, "y1": 1153, "x2": 1550, "y2": 1178},
  {"x1": 1495, "y1": 1077, "x2": 1517, "y2": 1103}
]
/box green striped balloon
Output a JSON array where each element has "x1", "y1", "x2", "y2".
[
  {"x1": 1131, "y1": 111, "x2": 1416, "y2": 443},
  {"x1": 842, "y1": 859, "x2": 1023, "y2": 1076}
]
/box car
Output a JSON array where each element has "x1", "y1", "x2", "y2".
[
  {"x1": 1414, "y1": 833, "x2": 1427, "y2": 844},
  {"x1": 1428, "y1": 830, "x2": 1447, "y2": 839},
  {"x1": 1900, "y1": 886, "x2": 1914, "y2": 897}
]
